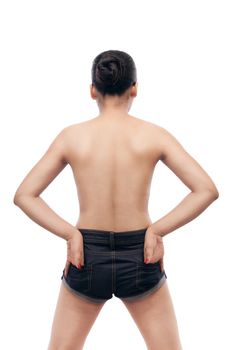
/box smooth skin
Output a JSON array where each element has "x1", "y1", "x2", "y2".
[{"x1": 13, "y1": 82, "x2": 219, "y2": 349}]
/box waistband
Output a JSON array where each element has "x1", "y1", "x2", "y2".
[{"x1": 77, "y1": 227, "x2": 148, "y2": 241}]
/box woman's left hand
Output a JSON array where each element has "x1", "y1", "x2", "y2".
[{"x1": 144, "y1": 228, "x2": 165, "y2": 272}]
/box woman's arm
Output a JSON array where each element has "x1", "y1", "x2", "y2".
[
  {"x1": 13, "y1": 127, "x2": 79, "y2": 241},
  {"x1": 148, "y1": 127, "x2": 219, "y2": 237}
]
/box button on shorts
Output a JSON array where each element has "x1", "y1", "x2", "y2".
[{"x1": 61, "y1": 227, "x2": 167, "y2": 304}]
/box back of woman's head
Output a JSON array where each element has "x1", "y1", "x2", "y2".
[{"x1": 91, "y1": 50, "x2": 137, "y2": 97}]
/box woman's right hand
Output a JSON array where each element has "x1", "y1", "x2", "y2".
[
  {"x1": 64, "y1": 230, "x2": 84, "y2": 278},
  {"x1": 144, "y1": 227, "x2": 165, "y2": 273}
]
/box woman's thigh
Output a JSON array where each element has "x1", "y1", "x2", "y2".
[
  {"x1": 47, "y1": 282, "x2": 105, "y2": 350},
  {"x1": 121, "y1": 280, "x2": 183, "y2": 350}
]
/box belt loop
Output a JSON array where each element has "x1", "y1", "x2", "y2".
[{"x1": 109, "y1": 231, "x2": 115, "y2": 250}]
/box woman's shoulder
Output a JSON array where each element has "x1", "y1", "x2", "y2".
[
  {"x1": 130, "y1": 116, "x2": 172, "y2": 133},
  {"x1": 58, "y1": 121, "x2": 90, "y2": 136},
  {"x1": 132, "y1": 117, "x2": 177, "y2": 142}
]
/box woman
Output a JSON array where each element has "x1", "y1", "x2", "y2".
[{"x1": 13, "y1": 50, "x2": 219, "y2": 350}]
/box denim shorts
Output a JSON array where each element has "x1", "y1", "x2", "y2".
[{"x1": 61, "y1": 227, "x2": 167, "y2": 304}]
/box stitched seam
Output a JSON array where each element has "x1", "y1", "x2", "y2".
[
  {"x1": 112, "y1": 253, "x2": 114, "y2": 293},
  {"x1": 136, "y1": 264, "x2": 144, "y2": 291},
  {"x1": 113, "y1": 250, "x2": 116, "y2": 293},
  {"x1": 88, "y1": 264, "x2": 92, "y2": 292}
]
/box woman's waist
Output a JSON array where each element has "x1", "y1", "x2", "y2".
[{"x1": 75, "y1": 211, "x2": 152, "y2": 232}]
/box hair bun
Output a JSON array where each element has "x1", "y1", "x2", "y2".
[
  {"x1": 91, "y1": 50, "x2": 137, "y2": 96},
  {"x1": 97, "y1": 57, "x2": 125, "y2": 86}
]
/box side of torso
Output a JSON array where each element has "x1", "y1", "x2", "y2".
[{"x1": 64, "y1": 115, "x2": 163, "y2": 231}]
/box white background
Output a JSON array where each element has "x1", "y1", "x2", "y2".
[{"x1": 1, "y1": 0, "x2": 232, "y2": 349}]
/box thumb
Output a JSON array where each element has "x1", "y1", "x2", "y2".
[
  {"x1": 159, "y1": 257, "x2": 164, "y2": 272},
  {"x1": 144, "y1": 245, "x2": 153, "y2": 263},
  {"x1": 64, "y1": 260, "x2": 70, "y2": 278}
]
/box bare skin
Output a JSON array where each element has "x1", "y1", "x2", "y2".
[{"x1": 13, "y1": 83, "x2": 219, "y2": 349}]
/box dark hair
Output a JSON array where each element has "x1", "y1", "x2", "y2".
[{"x1": 91, "y1": 50, "x2": 137, "y2": 97}]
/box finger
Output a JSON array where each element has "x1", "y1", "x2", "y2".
[
  {"x1": 159, "y1": 257, "x2": 164, "y2": 272},
  {"x1": 77, "y1": 261, "x2": 83, "y2": 268},
  {"x1": 64, "y1": 260, "x2": 70, "y2": 278},
  {"x1": 74, "y1": 260, "x2": 81, "y2": 269},
  {"x1": 73, "y1": 252, "x2": 83, "y2": 269},
  {"x1": 144, "y1": 245, "x2": 154, "y2": 263},
  {"x1": 75, "y1": 258, "x2": 82, "y2": 269}
]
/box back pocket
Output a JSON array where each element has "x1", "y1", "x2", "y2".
[
  {"x1": 66, "y1": 263, "x2": 92, "y2": 293},
  {"x1": 136, "y1": 261, "x2": 162, "y2": 291}
]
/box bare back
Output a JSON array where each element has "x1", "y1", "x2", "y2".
[
  {"x1": 15, "y1": 112, "x2": 216, "y2": 236},
  {"x1": 65, "y1": 115, "x2": 162, "y2": 231}
]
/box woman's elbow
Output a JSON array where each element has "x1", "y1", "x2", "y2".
[
  {"x1": 13, "y1": 192, "x2": 30, "y2": 206},
  {"x1": 13, "y1": 193, "x2": 23, "y2": 206},
  {"x1": 193, "y1": 185, "x2": 219, "y2": 203},
  {"x1": 204, "y1": 187, "x2": 219, "y2": 201}
]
